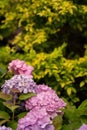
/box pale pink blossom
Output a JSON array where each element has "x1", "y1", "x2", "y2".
[
  {"x1": 8, "y1": 59, "x2": 34, "y2": 78},
  {"x1": 36, "y1": 84, "x2": 54, "y2": 94},
  {"x1": 0, "y1": 126, "x2": 12, "y2": 130}
]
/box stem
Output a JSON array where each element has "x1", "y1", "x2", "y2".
[
  {"x1": 12, "y1": 94, "x2": 16, "y2": 121},
  {"x1": 12, "y1": 110, "x2": 15, "y2": 121}
]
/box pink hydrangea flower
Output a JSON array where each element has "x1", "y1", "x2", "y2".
[
  {"x1": 17, "y1": 107, "x2": 54, "y2": 130},
  {"x1": 8, "y1": 59, "x2": 34, "y2": 78},
  {"x1": 25, "y1": 90, "x2": 66, "y2": 118},
  {"x1": 36, "y1": 84, "x2": 54, "y2": 94},
  {"x1": 78, "y1": 124, "x2": 87, "y2": 130}
]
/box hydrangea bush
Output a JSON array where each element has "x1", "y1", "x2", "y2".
[{"x1": 0, "y1": 59, "x2": 66, "y2": 130}]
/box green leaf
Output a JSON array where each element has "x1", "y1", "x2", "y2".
[
  {"x1": 19, "y1": 93, "x2": 36, "y2": 100},
  {"x1": 78, "y1": 99, "x2": 87, "y2": 110},
  {"x1": 64, "y1": 105, "x2": 78, "y2": 121},
  {"x1": 3, "y1": 102, "x2": 19, "y2": 112},
  {"x1": 80, "y1": 81, "x2": 85, "y2": 87},
  {"x1": 0, "y1": 0, "x2": 10, "y2": 8},
  {"x1": 62, "y1": 124, "x2": 73, "y2": 130},
  {"x1": 0, "y1": 119, "x2": 8, "y2": 125},
  {"x1": 0, "y1": 111, "x2": 10, "y2": 120},
  {"x1": 67, "y1": 87, "x2": 72, "y2": 96},
  {"x1": 17, "y1": 112, "x2": 27, "y2": 119},
  {"x1": 0, "y1": 92, "x2": 12, "y2": 101},
  {"x1": 62, "y1": 122, "x2": 81, "y2": 130},
  {"x1": 80, "y1": 115, "x2": 87, "y2": 124},
  {"x1": 53, "y1": 115, "x2": 62, "y2": 130},
  {"x1": 7, "y1": 121, "x2": 17, "y2": 130},
  {"x1": 0, "y1": 67, "x2": 6, "y2": 75}
]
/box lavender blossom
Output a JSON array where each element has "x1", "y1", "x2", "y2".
[
  {"x1": 78, "y1": 124, "x2": 87, "y2": 130},
  {"x1": 0, "y1": 126, "x2": 12, "y2": 130},
  {"x1": 1, "y1": 74, "x2": 37, "y2": 94},
  {"x1": 17, "y1": 107, "x2": 54, "y2": 130}
]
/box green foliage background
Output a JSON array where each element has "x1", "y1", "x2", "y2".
[{"x1": 0, "y1": 0, "x2": 87, "y2": 105}]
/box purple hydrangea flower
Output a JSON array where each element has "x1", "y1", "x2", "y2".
[
  {"x1": 78, "y1": 124, "x2": 87, "y2": 130},
  {"x1": 1, "y1": 74, "x2": 37, "y2": 94},
  {"x1": 25, "y1": 90, "x2": 66, "y2": 118},
  {"x1": 0, "y1": 126, "x2": 12, "y2": 130},
  {"x1": 17, "y1": 107, "x2": 54, "y2": 130},
  {"x1": 8, "y1": 59, "x2": 34, "y2": 78}
]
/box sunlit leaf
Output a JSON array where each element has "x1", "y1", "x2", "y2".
[
  {"x1": 80, "y1": 81, "x2": 85, "y2": 87},
  {"x1": 67, "y1": 88, "x2": 72, "y2": 96},
  {"x1": 3, "y1": 102, "x2": 19, "y2": 112},
  {"x1": 0, "y1": 111, "x2": 10, "y2": 120}
]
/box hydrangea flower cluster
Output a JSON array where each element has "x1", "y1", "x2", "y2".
[
  {"x1": 17, "y1": 83, "x2": 66, "y2": 130},
  {"x1": 0, "y1": 126, "x2": 12, "y2": 130},
  {"x1": 26, "y1": 86, "x2": 66, "y2": 118},
  {"x1": 1, "y1": 59, "x2": 66, "y2": 130},
  {"x1": 78, "y1": 124, "x2": 87, "y2": 130},
  {"x1": 8, "y1": 59, "x2": 34, "y2": 78},
  {"x1": 36, "y1": 84, "x2": 54, "y2": 93},
  {"x1": 1, "y1": 74, "x2": 37, "y2": 94},
  {"x1": 17, "y1": 107, "x2": 54, "y2": 130}
]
